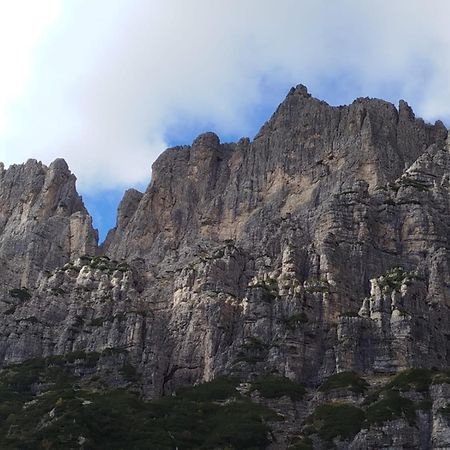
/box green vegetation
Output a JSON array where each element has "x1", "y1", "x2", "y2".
[
  {"x1": 119, "y1": 363, "x2": 139, "y2": 382},
  {"x1": 89, "y1": 317, "x2": 106, "y2": 326},
  {"x1": 385, "y1": 368, "x2": 433, "y2": 392},
  {"x1": 232, "y1": 355, "x2": 264, "y2": 365},
  {"x1": 288, "y1": 436, "x2": 314, "y2": 450},
  {"x1": 2, "y1": 355, "x2": 449, "y2": 449},
  {"x1": 307, "y1": 402, "x2": 365, "y2": 442},
  {"x1": 176, "y1": 376, "x2": 239, "y2": 402},
  {"x1": 242, "y1": 336, "x2": 267, "y2": 351},
  {"x1": 251, "y1": 374, "x2": 306, "y2": 401},
  {"x1": 383, "y1": 198, "x2": 396, "y2": 206},
  {"x1": 249, "y1": 277, "x2": 279, "y2": 300},
  {"x1": 304, "y1": 278, "x2": 330, "y2": 294},
  {"x1": 416, "y1": 399, "x2": 432, "y2": 411},
  {"x1": 9, "y1": 287, "x2": 31, "y2": 301},
  {"x1": 0, "y1": 357, "x2": 279, "y2": 450},
  {"x1": 234, "y1": 337, "x2": 268, "y2": 366},
  {"x1": 101, "y1": 347, "x2": 129, "y2": 356},
  {"x1": 88, "y1": 255, "x2": 129, "y2": 273},
  {"x1": 377, "y1": 267, "x2": 423, "y2": 291},
  {"x1": 388, "y1": 177, "x2": 430, "y2": 192},
  {"x1": 51, "y1": 287, "x2": 66, "y2": 296},
  {"x1": 398, "y1": 177, "x2": 430, "y2": 191},
  {"x1": 194, "y1": 242, "x2": 237, "y2": 265},
  {"x1": 357, "y1": 368, "x2": 450, "y2": 428},
  {"x1": 305, "y1": 368, "x2": 450, "y2": 443},
  {"x1": 431, "y1": 370, "x2": 450, "y2": 385},
  {"x1": 439, "y1": 404, "x2": 450, "y2": 416},
  {"x1": 48, "y1": 255, "x2": 130, "y2": 278},
  {"x1": 20, "y1": 316, "x2": 39, "y2": 324},
  {"x1": 366, "y1": 390, "x2": 416, "y2": 426},
  {"x1": 319, "y1": 372, "x2": 369, "y2": 394}
]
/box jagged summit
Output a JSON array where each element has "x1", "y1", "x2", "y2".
[
  {"x1": 1, "y1": 85, "x2": 450, "y2": 448},
  {"x1": 0, "y1": 157, "x2": 97, "y2": 288}
]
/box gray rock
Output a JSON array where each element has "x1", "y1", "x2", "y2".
[{"x1": 1, "y1": 85, "x2": 450, "y2": 445}]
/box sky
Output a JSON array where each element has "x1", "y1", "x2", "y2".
[{"x1": 1, "y1": 0, "x2": 450, "y2": 241}]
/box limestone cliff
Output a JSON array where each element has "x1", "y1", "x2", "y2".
[
  {"x1": 1, "y1": 85, "x2": 450, "y2": 449},
  {"x1": 0, "y1": 158, "x2": 97, "y2": 291}
]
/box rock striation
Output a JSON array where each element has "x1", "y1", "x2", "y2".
[
  {"x1": 0, "y1": 158, "x2": 97, "y2": 291},
  {"x1": 1, "y1": 85, "x2": 450, "y2": 448}
]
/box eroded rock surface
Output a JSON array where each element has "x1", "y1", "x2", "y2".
[{"x1": 1, "y1": 85, "x2": 450, "y2": 448}]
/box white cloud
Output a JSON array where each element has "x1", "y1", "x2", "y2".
[{"x1": 0, "y1": 0, "x2": 449, "y2": 191}]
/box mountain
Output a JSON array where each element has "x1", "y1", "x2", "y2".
[{"x1": 0, "y1": 85, "x2": 450, "y2": 449}]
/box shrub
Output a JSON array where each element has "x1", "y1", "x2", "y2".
[
  {"x1": 242, "y1": 336, "x2": 267, "y2": 351},
  {"x1": 282, "y1": 313, "x2": 308, "y2": 330},
  {"x1": 176, "y1": 377, "x2": 239, "y2": 402},
  {"x1": 89, "y1": 317, "x2": 105, "y2": 326},
  {"x1": 251, "y1": 374, "x2": 306, "y2": 401},
  {"x1": 386, "y1": 368, "x2": 432, "y2": 392},
  {"x1": 119, "y1": 363, "x2": 139, "y2": 383},
  {"x1": 319, "y1": 372, "x2": 369, "y2": 394},
  {"x1": 399, "y1": 177, "x2": 430, "y2": 191},
  {"x1": 366, "y1": 390, "x2": 416, "y2": 426},
  {"x1": 9, "y1": 288, "x2": 31, "y2": 301},
  {"x1": 307, "y1": 402, "x2": 365, "y2": 442},
  {"x1": 0, "y1": 364, "x2": 279, "y2": 450},
  {"x1": 288, "y1": 436, "x2": 313, "y2": 450},
  {"x1": 377, "y1": 267, "x2": 423, "y2": 291},
  {"x1": 439, "y1": 404, "x2": 450, "y2": 416},
  {"x1": 304, "y1": 278, "x2": 330, "y2": 294}
]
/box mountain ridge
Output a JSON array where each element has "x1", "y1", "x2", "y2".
[{"x1": 1, "y1": 85, "x2": 450, "y2": 448}]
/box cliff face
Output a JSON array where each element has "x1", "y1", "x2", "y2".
[
  {"x1": 1, "y1": 85, "x2": 450, "y2": 449},
  {"x1": 0, "y1": 158, "x2": 98, "y2": 290}
]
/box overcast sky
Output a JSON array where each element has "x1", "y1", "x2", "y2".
[{"x1": 1, "y1": 0, "x2": 450, "y2": 238}]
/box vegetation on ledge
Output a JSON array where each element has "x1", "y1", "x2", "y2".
[
  {"x1": 251, "y1": 374, "x2": 306, "y2": 401},
  {"x1": 0, "y1": 359, "x2": 279, "y2": 450},
  {"x1": 319, "y1": 371, "x2": 369, "y2": 394}
]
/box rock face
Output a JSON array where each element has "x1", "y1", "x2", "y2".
[
  {"x1": 1, "y1": 85, "x2": 450, "y2": 448},
  {"x1": 0, "y1": 158, "x2": 97, "y2": 291}
]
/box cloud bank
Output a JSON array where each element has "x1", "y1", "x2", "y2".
[{"x1": 1, "y1": 0, "x2": 450, "y2": 191}]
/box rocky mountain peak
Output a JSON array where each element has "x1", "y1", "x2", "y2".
[
  {"x1": 192, "y1": 131, "x2": 221, "y2": 148},
  {"x1": 0, "y1": 158, "x2": 97, "y2": 290},
  {"x1": 1, "y1": 85, "x2": 450, "y2": 448}
]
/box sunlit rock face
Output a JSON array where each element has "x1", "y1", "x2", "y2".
[{"x1": 1, "y1": 85, "x2": 450, "y2": 447}]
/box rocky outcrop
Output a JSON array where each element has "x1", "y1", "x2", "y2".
[
  {"x1": 0, "y1": 159, "x2": 97, "y2": 291},
  {"x1": 1, "y1": 85, "x2": 450, "y2": 448}
]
